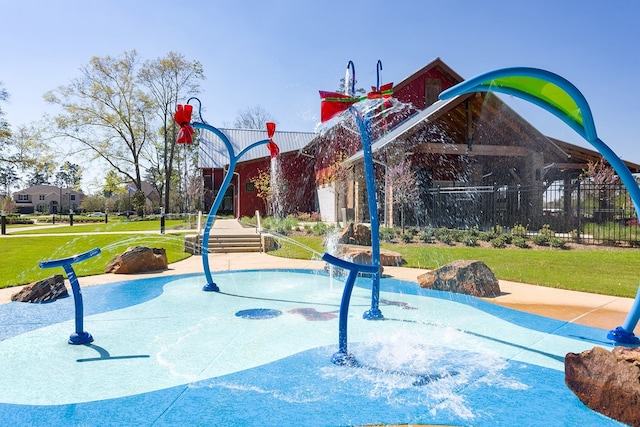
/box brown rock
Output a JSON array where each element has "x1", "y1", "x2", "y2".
[
  {"x1": 105, "y1": 246, "x2": 168, "y2": 274},
  {"x1": 565, "y1": 346, "x2": 640, "y2": 426},
  {"x1": 336, "y1": 223, "x2": 372, "y2": 246},
  {"x1": 417, "y1": 260, "x2": 500, "y2": 297},
  {"x1": 11, "y1": 275, "x2": 68, "y2": 303},
  {"x1": 334, "y1": 244, "x2": 404, "y2": 266}
]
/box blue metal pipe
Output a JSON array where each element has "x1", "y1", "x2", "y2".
[
  {"x1": 191, "y1": 118, "x2": 271, "y2": 292},
  {"x1": 39, "y1": 247, "x2": 101, "y2": 344},
  {"x1": 352, "y1": 109, "x2": 383, "y2": 320}
]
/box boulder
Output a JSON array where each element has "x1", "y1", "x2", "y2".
[
  {"x1": 105, "y1": 246, "x2": 168, "y2": 274},
  {"x1": 417, "y1": 260, "x2": 500, "y2": 297},
  {"x1": 334, "y1": 244, "x2": 404, "y2": 266},
  {"x1": 11, "y1": 274, "x2": 68, "y2": 303},
  {"x1": 565, "y1": 346, "x2": 640, "y2": 426},
  {"x1": 336, "y1": 223, "x2": 372, "y2": 246}
]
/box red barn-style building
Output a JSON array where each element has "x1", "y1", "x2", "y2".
[{"x1": 199, "y1": 58, "x2": 640, "y2": 232}]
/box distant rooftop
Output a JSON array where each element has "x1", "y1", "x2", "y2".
[{"x1": 198, "y1": 128, "x2": 317, "y2": 168}]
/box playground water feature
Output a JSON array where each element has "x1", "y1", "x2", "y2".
[
  {"x1": 2, "y1": 61, "x2": 638, "y2": 425},
  {"x1": 0, "y1": 269, "x2": 625, "y2": 426}
]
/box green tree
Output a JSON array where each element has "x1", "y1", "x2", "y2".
[
  {"x1": 0, "y1": 82, "x2": 10, "y2": 145},
  {"x1": 45, "y1": 50, "x2": 153, "y2": 193},
  {"x1": 27, "y1": 161, "x2": 54, "y2": 186},
  {"x1": 80, "y1": 194, "x2": 106, "y2": 212},
  {"x1": 139, "y1": 51, "x2": 205, "y2": 213},
  {"x1": 55, "y1": 161, "x2": 82, "y2": 190},
  {"x1": 102, "y1": 170, "x2": 126, "y2": 197}
]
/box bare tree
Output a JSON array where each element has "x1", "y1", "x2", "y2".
[
  {"x1": 233, "y1": 105, "x2": 277, "y2": 129},
  {"x1": 139, "y1": 51, "x2": 205, "y2": 212},
  {"x1": 45, "y1": 50, "x2": 152, "y2": 192},
  {"x1": 387, "y1": 159, "x2": 420, "y2": 233}
]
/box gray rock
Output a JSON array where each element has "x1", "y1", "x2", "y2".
[
  {"x1": 11, "y1": 275, "x2": 68, "y2": 303},
  {"x1": 417, "y1": 260, "x2": 501, "y2": 297},
  {"x1": 105, "y1": 246, "x2": 168, "y2": 274}
]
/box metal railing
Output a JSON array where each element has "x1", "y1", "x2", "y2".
[{"x1": 422, "y1": 181, "x2": 639, "y2": 246}]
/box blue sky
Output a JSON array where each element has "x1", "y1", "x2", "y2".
[{"x1": 2, "y1": 0, "x2": 640, "y2": 172}]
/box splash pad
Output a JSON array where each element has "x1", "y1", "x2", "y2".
[
  {"x1": 0, "y1": 270, "x2": 620, "y2": 425},
  {"x1": 15, "y1": 61, "x2": 638, "y2": 424}
]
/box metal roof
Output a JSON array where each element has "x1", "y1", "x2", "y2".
[{"x1": 198, "y1": 128, "x2": 317, "y2": 168}]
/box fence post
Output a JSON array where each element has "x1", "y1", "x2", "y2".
[
  {"x1": 576, "y1": 181, "x2": 581, "y2": 243},
  {"x1": 492, "y1": 182, "x2": 498, "y2": 231},
  {"x1": 1, "y1": 211, "x2": 5, "y2": 235}
]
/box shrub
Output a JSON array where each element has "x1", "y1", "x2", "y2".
[
  {"x1": 549, "y1": 237, "x2": 567, "y2": 249},
  {"x1": 531, "y1": 234, "x2": 549, "y2": 246},
  {"x1": 419, "y1": 227, "x2": 435, "y2": 243},
  {"x1": 434, "y1": 227, "x2": 453, "y2": 245},
  {"x1": 490, "y1": 235, "x2": 508, "y2": 248},
  {"x1": 380, "y1": 227, "x2": 396, "y2": 243},
  {"x1": 400, "y1": 233, "x2": 413, "y2": 243},
  {"x1": 463, "y1": 234, "x2": 478, "y2": 247},
  {"x1": 512, "y1": 236, "x2": 529, "y2": 248},
  {"x1": 406, "y1": 227, "x2": 419, "y2": 237},
  {"x1": 462, "y1": 227, "x2": 479, "y2": 246},
  {"x1": 539, "y1": 224, "x2": 556, "y2": 239},
  {"x1": 451, "y1": 228, "x2": 464, "y2": 243},
  {"x1": 511, "y1": 223, "x2": 527, "y2": 238},
  {"x1": 311, "y1": 222, "x2": 328, "y2": 236}
]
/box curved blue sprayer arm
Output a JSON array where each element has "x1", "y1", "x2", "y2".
[
  {"x1": 322, "y1": 252, "x2": 379, "y2": 366},
  {"x1": 441, "y1": 67, "x2": 640, "y2": 344},
  {"x1": 192, "y1": 121, "x2": 273, "y2": 292},
  {"x1": 39, "y1": 247, "x2": 101, "y2": 344}
]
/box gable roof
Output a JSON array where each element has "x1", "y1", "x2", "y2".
[
  {"x1": 393, "y1": 57, "x2": 464, "y2": 93},
  {"x1": 198, "y1": 128, "x2": 316, "y2": 168},
  {"x1": 15, "y1": 184, "x2": 83, "y2": 196}
]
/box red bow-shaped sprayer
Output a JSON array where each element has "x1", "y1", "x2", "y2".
[
  {"x1": 266, "y1": 122, "x2": 279, "y2": 158},
  {"x1": 174, "y1": 104, "x2": 194, "y2": 144}
]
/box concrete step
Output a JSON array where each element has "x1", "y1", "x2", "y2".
[{"x1": 208, "y1": 234, "x2": 262, "y2": 253}]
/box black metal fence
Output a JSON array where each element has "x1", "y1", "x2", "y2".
[{"x1": 423, "y1": 181, "x2": 640, "y2": 246}]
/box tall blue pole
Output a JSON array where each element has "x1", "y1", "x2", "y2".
[
  {"x1": 353, "y1": 109, "x2": 383, "y2": 320},
  {"x1": 190, "y1": 119, "x2": 272, "y2": 292}
]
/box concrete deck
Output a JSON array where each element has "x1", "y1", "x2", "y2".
[{"x1": 1, "y1": 219, "x2": 636, "y2": 332}]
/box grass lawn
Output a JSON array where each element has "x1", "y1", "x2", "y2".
[
  {"x1": 10, "y1": 218, "x2": 192, "y2": 234},
  {"x1": 4, "y1": 230, "x2": 640, "y2": 299},
  {"x1": 269, "y1": 235, "x2": 640, "y2": 298},
  {"x1": 0, "y1": 233, "x2": 191, "y2": 289}
]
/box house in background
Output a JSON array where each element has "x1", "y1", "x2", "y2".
[{"x1": 13, "y1": 184, "x2": 84, "y2": 214}]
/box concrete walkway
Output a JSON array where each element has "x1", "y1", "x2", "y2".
[{"x1": 0, "y1": 219, "x2": 636, "y2": 333}]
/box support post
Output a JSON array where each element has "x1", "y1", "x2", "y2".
[{"x1": 39, "y1": 248, "x2": 101, "y2": 344}]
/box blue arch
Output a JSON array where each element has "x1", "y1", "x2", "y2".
[{"x1": 440, "y1": 67, "x2": 640, "y2": 344}]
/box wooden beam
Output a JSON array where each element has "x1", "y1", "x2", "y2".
[
  {"x1": 414, "y1": 143, "x2": 532, "y2": 157},
  {"x1": 550, "y1": 162, "x2": 589, "y2": 170}
]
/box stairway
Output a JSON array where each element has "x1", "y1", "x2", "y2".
[{"x1": 207, "y1": 233, "x2": 262, "y2": 253}]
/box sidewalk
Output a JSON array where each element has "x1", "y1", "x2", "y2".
[{"x1": 0, "y1": 219, "x2": 636, "y2": 332}]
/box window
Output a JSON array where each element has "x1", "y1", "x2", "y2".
[
  {"x1": 39, "y1": 194, "x2": 45, "y2": 201},
  {"x1": 17, "y1": 194, "x2": 29, "y2": 202},
  {"x1": 245, "y1": 181, "x2": 255, "y2": 192},
  {"x1": 424, "y1": 78, "x2": 441, "y2": 107},
  {"x1": 70, "y1": 194, "x2": 76, "y2": 201}
]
